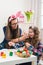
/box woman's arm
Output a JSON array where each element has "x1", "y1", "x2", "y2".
[
  {"x1": 8, "y1": 35, "x2": 27, "y2": 47},
  {"x1": 10, "y1": 35, "x2": 27, "y2": 43},
  {"x1": 10, "y1": 30, "x2": 28, "y2": 43}
]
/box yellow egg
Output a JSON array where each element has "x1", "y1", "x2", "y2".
[
  {"x1": 16, "y1": 52, "x2": 20, "y2": 56},
  {"x1": 19, "y1": 53, "x2": 22, "y2": 57},
  {"x1": 2, "y1": 54, "x2": 6, "y2": 58}
]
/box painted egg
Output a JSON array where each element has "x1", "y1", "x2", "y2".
[
  {"x1": 29, "y1": 51, "x2": 33, "y2": 55},
  {"x1": 17, "y1": 49, "x2": 20, "y2": 52},
  {"x1": 26, "y1": 50, "x2": 29, "y2": 53},
  {"x1": 22, "y1": 51, "x2": 26, "y2": 56},
  {"x1": 19, "y1": 53, "x2": 22, "y2": 57},
  {"x1": 26, "y1": 53, "x2": 30, "y2": 57},
  {"x1": 9, "y1": 52, "x2": 13, "y2": 56},
  {"x1": 2, "y1": 53, "x2": 6, "y2": 58},
  {"x1": 16, "y1": 52, "x2": 20, "y2": 56},
  {"x1": 24, "y1": 48, "x2": 28, "y2": 51},
  {"x1": 1, "y1": 52, "x2": 4, "y2": 56}
]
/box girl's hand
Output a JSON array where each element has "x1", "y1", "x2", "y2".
[
  {"x1": 20, "y1": 32, "x2": 29, "y2": 41},
  {"x1": 25, "y1": 42, "x2": 31, "y2": 48},
  {"x1": 23, "y1": 32, "x2": 29, "y2": 39},
  {"x1": 8, "y1": 42, "x2": 15, "y2": 46}
]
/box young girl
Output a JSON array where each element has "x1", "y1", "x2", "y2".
[{"x1": 25, "y1": 26, "x2": 43, "y2": 63}]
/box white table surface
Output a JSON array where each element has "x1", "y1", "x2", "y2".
[{"x1": 0, "y1": 49, "x2": 37, "y2": 65}]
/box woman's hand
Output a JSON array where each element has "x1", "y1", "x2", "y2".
[
  {"x1": 8, "y1": 42, "x2": 15, "y2": 46},
  {"x1": 10, "y1": 38, "x2": 19, "y2": 43},
  {"x1": 25, "y1": 42, "x2": 31, "y2": 48}
]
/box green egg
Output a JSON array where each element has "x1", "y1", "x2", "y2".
[
  {"x1": 29, "y1": 51, "x2": 33, "y2": 55},
  {"x1": 9, "y1": 52, "x2": 13, "y2": 56},
  {"x1": 17, "y1": 49, "x2": 20, "y2": 52}
]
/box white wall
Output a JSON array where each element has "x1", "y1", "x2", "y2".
[
  {"x1": 0, "y1": 0, "x2": 40, "y2": 43},
  {"x1": 0, "y1": 0, "x2": 32, "y2": 27}
]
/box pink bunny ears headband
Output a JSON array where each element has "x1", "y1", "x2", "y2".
[
  {"x1": 8, "y1": 15, "x2": 17, "y2": 22},
  {"x1": 8, "y1": 11, "x2": 24, "y2": 22}
]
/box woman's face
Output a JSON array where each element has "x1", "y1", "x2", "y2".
[
  {"x1": 11, "y1": 19, "x2": 18, "y2": 30},
  {"x1": 29, "y1": 29, "x2": 34, "y2": 38}
]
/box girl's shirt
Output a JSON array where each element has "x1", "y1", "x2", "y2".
[{"x1": 25, "y1": 38, "x2": 43, "y2": 56}]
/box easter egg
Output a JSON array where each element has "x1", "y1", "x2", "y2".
[
  {"x1": 19, "y1": 53, "x2": 22, "y2": 57},
  {"x1": 29, "y1": 51, "x2": 33, "y2": 55},
  {"x1": 23, "y1": 48, "x2": 27, "y2": 51},
  {"x1": 20, "y1": 51, "x2": 22, "y2": 53},
  {"x1": 16, "y1": 52, "x2": 20, "y2": 56},
  {"x1": 1, "y1": 52, "x2": 4, "y2": 56},
  {"x1": 17, "y1": 49, "x2": 20, "y2": 52},
  {"x1": 2, "y1": 54, "x2": 6, "y2": 58},
  {"x1": 26, "y1": 50, "x2": 29, "y2": 53},
  {"x1": 22, "y1": 51, "x2": 26, "y2": 57},
  {"x1": 9, "y1": 52, "x2": 13, "y2": 56},
  {"x1": 26, "y1": 53, "x2": 30, "y2": 57},
  {"x1": 20, "y1": 48, "x2": 23, "y2": 52}
]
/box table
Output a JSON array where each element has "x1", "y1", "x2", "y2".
[{"x1": 0, "y1": 49, "x2": 37, "y2": 65}]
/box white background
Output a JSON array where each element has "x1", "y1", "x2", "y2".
[
  {"x1": 0, "y1": 0, "x2": 39, "y2": 43},
  {"x1": 40, "y1": 0, "x2": 43, "y2": 28}
]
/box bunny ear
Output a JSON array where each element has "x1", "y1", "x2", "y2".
[
  {"x1": 16, "y1": 11, "x2": 21, "y2": 17},
  {"x1": 11, "y1": 15, "x2": 16, "y2": 18},
  {"x1": 9, "y1": 15, "x2": 16, "y2": 22},
  {"x1": 19, "y1": 14, "x2": 24, "y2": 18}
]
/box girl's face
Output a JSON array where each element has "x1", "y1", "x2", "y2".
[
  {"x1": 29, "y1": 29, "x2": 34, "y2": 38},
  {"x1": 11, "y1": 19, "x2": 18, "y2": 30}
]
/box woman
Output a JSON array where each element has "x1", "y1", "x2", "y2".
[
  {"x1": 1, "y1": 15, "x2": 31, "y2": 65},
  {"x1": 1, "y1": 15, "x2": 26, "y2": 49},
  {"x1": 25, "y1": 26, "x2": 43, "y2": 62}
]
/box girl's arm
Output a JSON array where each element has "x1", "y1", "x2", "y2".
[
  {"x1": 28, "y1": 42, "x2": 43, "y2": 56},
  {"x1": 25, "y1": 41, "x2": 43, "y2": 56}
]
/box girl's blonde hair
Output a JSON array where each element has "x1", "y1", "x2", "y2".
[{"x1": 29, "y1": 26, "x2": 40, "y2": 48}]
